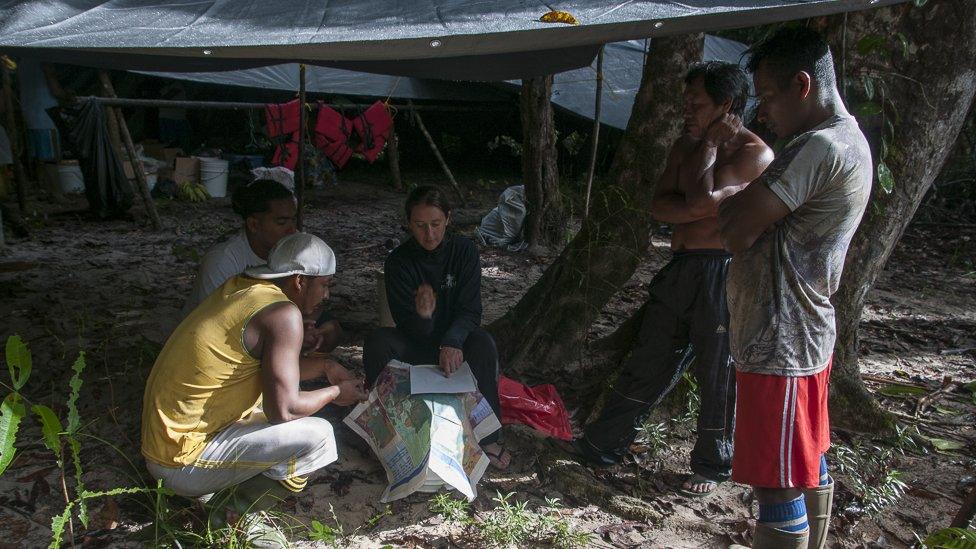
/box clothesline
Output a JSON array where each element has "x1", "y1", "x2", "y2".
[{"x1": 74, "y1": 96, "x2": 508, "y2": 112}]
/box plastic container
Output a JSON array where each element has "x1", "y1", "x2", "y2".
[
  {"x1": 57, "y1": 162, "x2": 85, "y2": 194},
  {"x1": 199, "y1": 157, "x2": 229, "y2": 198}
]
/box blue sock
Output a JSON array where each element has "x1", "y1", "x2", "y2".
[
  {"x1": 759, "y1": 495, "x2": 808, "y2": 532},
  {"x1": 819, "y1": 455, "x2": 830, "y2": 486}
]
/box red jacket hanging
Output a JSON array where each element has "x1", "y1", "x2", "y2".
[
  {"x1": 265, "y1": 99, "x2": 302, "y2": 170},
  {"x1": 350, "y1": 101, "x2": 394, "y2": 163},
  {"x1": 314, "y1": 100, "x2": 394, "y2": 168},
  {"x1": 314, "y1": 104, "x2": 355, "y2": 169}
]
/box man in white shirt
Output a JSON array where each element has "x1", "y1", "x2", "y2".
[{"x1": 183, "y1": 178, "x2": 342, "y2": 352}]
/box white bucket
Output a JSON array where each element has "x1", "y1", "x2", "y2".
[
  {"x1": 199, "y1": 157, "x2": 229, "y2": 198},
  {"x1": 57, "y1": 163, "x2": 85, "y2": 194}
]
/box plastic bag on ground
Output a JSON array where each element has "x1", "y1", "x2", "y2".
[
  {"x1": 498, "y1": 375, "x2": 572, "y2": 441},
  {"x1": 475, "y1": 185, "x2": 527, "y2": 251}
]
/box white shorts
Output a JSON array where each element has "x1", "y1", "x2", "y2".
[{"x1": 146, "y1": 411, "x2": 338, "y2": 497}]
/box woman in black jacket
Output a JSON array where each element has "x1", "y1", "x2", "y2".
[{"x1": 363, "y1": 185, "x2": 509, "y2": 470}]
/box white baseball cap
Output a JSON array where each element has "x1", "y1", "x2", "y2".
[{"x1": 245, "y1": 233, "x2": 336, "y2": 279}]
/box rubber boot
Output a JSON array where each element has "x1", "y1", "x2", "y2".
[
  {"x1": 751, "y1": 521, "x2": 809, "y2": 549},
  {"x1": 803, "y1": 478, "x2": 834, "y2": 549}
]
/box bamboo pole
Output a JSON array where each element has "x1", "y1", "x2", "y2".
[
  {"x1": 387, "y1": 126, "x2": 403, "y2": 191},
  {"x1": 296, "y1": 64, "x2": 306, "y2": 231},
  {"x1": 2, "y1": 59, "x2": 29, "y2": 213},
  {"x1": 408, "y1": 101, "x2": 465, "y2": 207},
  {"x1": 98, "y1": 71, "x2": 162, "y2": 230},
  {"x1": 584, "y1": 46, "x2": 605, "y2": 218}
]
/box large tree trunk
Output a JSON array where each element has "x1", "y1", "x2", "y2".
[
  {"x1": 491, "y1": 34, "x2": 703, "y2": 382},
  {"x1": 824, "y1": 0, "x2": 976, "y2": 432},
  {"x1": 520, "y1": 75, "x2": 566, "y2": 251}
]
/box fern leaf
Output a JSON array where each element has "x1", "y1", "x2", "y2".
[
  {"x1": 5, "y1": 335, "x2": 32, "y2": 391},
  {"x1": 49, "y1": 500, "x2": 74, "y2": 549},
  {"x1": 0, "y1": 392, "x2": 25, "y2": 476},
  {"x1": 68, "y1": 436, "x2": 88, "y2": 527},
  {"x1": 32, "y1": 405, "x2": 64, "y2": 461},
  {"x1": 65, "y1": 352, "x2": 85, "y2": 435}
]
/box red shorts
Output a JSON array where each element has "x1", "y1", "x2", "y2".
[{"x1": 731, "y1": 359, "x2": 831, "y2": 489}]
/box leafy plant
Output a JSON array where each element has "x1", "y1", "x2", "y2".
[
  {"x1": 831, "y1": 443, "x2": 908, "y2": 518},
  {"x1": 475, "y1": 491, "x2": 590, "y2": 548},
  {"x1": 0, "y1": 335, "x2": 100, "y2": 548},
  {"x1": 430, "y1": 492, "x2": 471, "y2": 523},
  {"x1": 923, "y1": 527, "x2": 976, "y2": 549},
  {"x1": 487, "y1": 135, "x2": 523, "y2": 157},
  {"x1": 0, "y1": 335, "x2": 30, "y2": 476},
  {"x1": 635, "y1": 420, "x2": 672, "y2": 458},
  {"x1": 479, "y1": 491, "x2": 534, "y2": 546}
]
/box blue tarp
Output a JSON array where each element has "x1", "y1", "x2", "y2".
[{"x1": 136, "y1": 36, "x2": 749, "y2": 130}]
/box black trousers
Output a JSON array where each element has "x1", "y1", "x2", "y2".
[
  {"x1": 582, "y1": 250, "x2": 735, "y2": 481},
  {"x1": 363, "y1": 327, "x2": 501, "y2": 445}
]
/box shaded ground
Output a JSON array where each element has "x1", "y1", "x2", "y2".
[{"x1": 0, "y1": 174, "x2": 973, "y2": 548}]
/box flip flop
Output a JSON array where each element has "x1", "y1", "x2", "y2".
[
  {"x1": 484, "y1": 445, "x2": 512, "y2": 471},
  {"x1": 678, "y1": 474, "x2": 720, "y2": 498}
]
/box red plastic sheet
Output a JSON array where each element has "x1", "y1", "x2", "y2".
[{"x1": 498, "y1": 375, "x2": 572, "y2": 441}]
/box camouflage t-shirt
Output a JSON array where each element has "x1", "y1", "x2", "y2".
[{"x1": 727, "y1": 115, "x2": 872, "y2": 376}]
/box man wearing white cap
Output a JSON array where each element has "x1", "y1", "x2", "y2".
[{"x1": 142, "y1": 233, "x2": 366, "y2": 542}]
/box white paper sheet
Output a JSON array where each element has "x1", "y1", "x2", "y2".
[{"x1": 410, "y1": 362, "x2": 477, "y2": 395}]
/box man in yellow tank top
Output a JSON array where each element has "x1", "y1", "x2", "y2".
[{"x1": 141, "y1": 232, "x2": 366, "y2": 542}]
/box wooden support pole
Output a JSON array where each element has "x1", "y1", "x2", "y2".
[
  {"x1": 2, "y1": 59, "x2": 30, "y2": 213},
  {"x1": 584, "y1": 46, "x2": 605, "y2": 218},
  {"x1": 387, "y1": 126, "x2": 403, "y2": 191},
  {"x1": 296, "y1": 64, "x2": 306, "y2": 231},
  {"x1": 408, "y1": 101, "x2": 465, "y2": 207},
  {"x1": 98, "y1": 71, "x2": 162, "y2": 230}
]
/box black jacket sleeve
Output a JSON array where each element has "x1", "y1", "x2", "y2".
[
  {"x1": 441, "y1": 240, "x2": 482, "y2": 349},
  {"x1": 385, "y1": 254, "x2": 435, "y2": 340}
]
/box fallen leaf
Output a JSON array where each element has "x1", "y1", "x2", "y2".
[
  {"x1": 927, "y1": 437, "x2": 966, "y2": 453},
  {"x1": 93, "y1": 497, "x2": 120, "y2": 530}
]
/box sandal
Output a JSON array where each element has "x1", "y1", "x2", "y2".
[
  {"x1": 483, "y1": 444, "x2": 512, "y2": 471},
  {"x1": 678, "y1": 473, "x2": 720, "y2": 498}
]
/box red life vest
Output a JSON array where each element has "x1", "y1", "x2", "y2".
[
  {"x1": 350, "y1": 101, "x2": 394, "y2": 163},
  {"x1": 313, "y1": 104, "x2": 355, "y2": 169},
  {"x1": 265, "y1": 99, "x2": 301, "y2": 170}
]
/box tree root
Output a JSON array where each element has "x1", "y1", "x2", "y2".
[{"x1": 532, "y1": 438, "x2": 663, "y2": 524}]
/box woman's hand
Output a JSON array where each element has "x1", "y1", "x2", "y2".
[
  {"x1": 415, "y1": 283, "x2": 437, "y2": 319},
  {"x1": 439, "y1": 346, "x2": 463, "y2": 377}
]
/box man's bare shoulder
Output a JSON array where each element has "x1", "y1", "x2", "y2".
[
  {"x1": 253, "y1": 301, "x2": 302, "y2": 333},
  {"x1": 736, "y1": 128, "x2": 773, "y2": 157}
]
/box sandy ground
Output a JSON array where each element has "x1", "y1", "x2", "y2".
[{"x1": 0, "y1": 175, "x2": 973, "y2": 548}]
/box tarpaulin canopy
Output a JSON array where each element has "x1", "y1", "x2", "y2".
[
  {"x1": 133, "y1": 36, "x2": 749, "y2": 130},
  {"x1": 0, "y1": 1, "x2": 904, "y2": 80}
]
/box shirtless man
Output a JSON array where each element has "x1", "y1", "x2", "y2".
[{"x1": 571, "y1": 61, "x2": 772, "y2": 497}]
